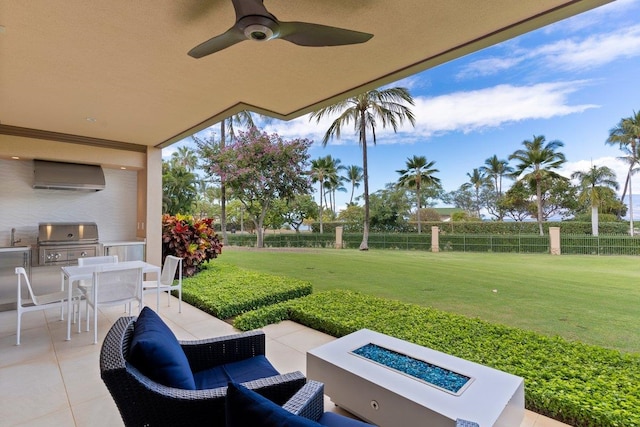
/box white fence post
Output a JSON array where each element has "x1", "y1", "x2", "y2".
[
  {"x1": 549, "y1": 227, "x2": 561, "y2": 255},
  {"x1": 431, "y1": 226, "x2": 440, "y2": 252},
  {"x1": 335, "y1": 226, "x2": 343, "y2": 249}
]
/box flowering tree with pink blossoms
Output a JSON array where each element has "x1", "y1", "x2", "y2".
[{"x1": 201, "y1": 128, "x2": 312, "y2": 247}]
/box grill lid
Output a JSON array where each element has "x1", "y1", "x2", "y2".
[{"x1": 38, "y1": 222, "x2": 99, "y2": 244}]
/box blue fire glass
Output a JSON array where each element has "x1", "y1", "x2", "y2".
[{"x1": 352, "y1": 343, "x2": 470, "y2": 394}]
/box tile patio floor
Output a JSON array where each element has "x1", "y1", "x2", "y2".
[{"x1": 0, "y1": 294, "x2": 569, "y2": 426}]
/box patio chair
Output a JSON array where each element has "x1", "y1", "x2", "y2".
[
  {"x1": 77, "y1": 254, "x2": 129, "y2": 317},
  {"x1": 227, "y1": 380, "x2": 377, "y2": 426},
  {"x1": 142, "y1": 255, "x2": 183, "y2": 313},
  {"x1": 15, "y1": 267, "x2": 82, "y2": 345},
  {"x1": 226, "y1": 380, "x2": 480, "y2": 427},
  {"x1": 100, "y1": 308, "x2": 306, "y2": 427},
  {"x1": 85, "y1": 267, "x2": 143, "y2": 344}
]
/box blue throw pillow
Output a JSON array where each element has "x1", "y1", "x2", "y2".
[
  {"x1": 128, "y1": 306, "x2": 196, "y2": 390},
  {"x1": 226, "y1": 382, "x2": 322, "y2": 427}
]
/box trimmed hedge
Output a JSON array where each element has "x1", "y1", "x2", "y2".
[
  {"x1": 180, "y1": 262, "x2": 312, "y2": 319},
  {"x1": 234, "y1": 290, "x2": 640, "y2": 427},
  {"x1": 226, "y1": 233, "x2": 337, "y2": 248},
  {"x1": 311, "y1": 221, "x2": 630, "y2": 235}
]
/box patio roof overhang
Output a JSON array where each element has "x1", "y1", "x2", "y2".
[{"x1": 0, "y1": 0, "x2": 612, "y2": 152}]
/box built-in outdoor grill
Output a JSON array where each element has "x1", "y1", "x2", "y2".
[{"x1": 34, "y1": 222, "x2": 100, "y2": 266}]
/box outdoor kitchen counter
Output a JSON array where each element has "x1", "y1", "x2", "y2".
[
  {"x1": 101, "y1": 241, "x2": 146, "y2": 262},
  {"x1": 0, "y1": 246, "x2": 31, "y2": 308},
  {"x1": 100, "y1": 240, "x2": 146, "y2": 245},
  {"x1": 0, "y1": 245, "x2": 31, "y2": 253}
]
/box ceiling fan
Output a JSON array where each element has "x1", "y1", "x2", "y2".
[{"x1": 188, "y1": 0, "x2": 373, "y2": 58}]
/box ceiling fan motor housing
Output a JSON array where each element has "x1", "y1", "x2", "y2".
[{"x1": 238, "y1": 16, "x2": 279, "y2": 41}]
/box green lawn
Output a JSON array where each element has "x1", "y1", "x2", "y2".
[{"x1": 219, "y1": 248, "x2": 640, "y2": 354}]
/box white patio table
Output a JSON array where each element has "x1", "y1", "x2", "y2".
[{"x1": 61, "y1": 260, "x2": 161, "y2": 340}]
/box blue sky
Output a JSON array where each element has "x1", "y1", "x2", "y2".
[{"x1": 166, "y1": 0, "x2": 640, "y2": 212}]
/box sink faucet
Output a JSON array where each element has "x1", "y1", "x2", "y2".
[{"x1": 10, "y1": 228, "x2": 21, "y2": 246}]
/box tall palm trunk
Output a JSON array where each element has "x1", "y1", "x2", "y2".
[
  {"x1": 630, "y1": 139, "x2": 636, "y2": 235},
  {"x1": 591, "y1": 205, "x2": 599, "y2": 236},
  {"x1": 360, "y1": 114, "x2": 369, "y2": 250},
  {"x1": 416, "y1": 181, "x2": 422, "y2": 234},
  {"x1": 318, "y1": 181, "x2": 324, "y2": 234},
  {"x1": 617, "y1": 139, "x2": 636, "y2": 223},
  {"x1": 331, "y1": 189, "x2": 336, "y2": 213},
  {"x1": 620, "y1": 171, "x2": 630, "y2": 216},
  {"x1": 220, "y1": 121, "x2": 228, "y2": 246},
  {"x1": 323, "y1": 189, "x2": 330, "y2": 215},
  {"x1": 536, "y1": 175, "x2": 544, "y2": 236},
  {"x1": 629, "y1": 174, "x2": 634, "y2": 235}
]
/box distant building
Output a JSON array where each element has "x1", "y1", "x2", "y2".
[{"x1": 433, "y1": 208, "x2": 466, "y2": 222}]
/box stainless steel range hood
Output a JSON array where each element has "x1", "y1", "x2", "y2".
[{"x1": 33, "y1": 160, "x2": 105, "y2": 191}]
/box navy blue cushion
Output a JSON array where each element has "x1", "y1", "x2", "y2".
[
  {"x1": 318, "y1": 412, "x2": 376, "y2": 427},
  {"x1": 193, "y1": 365, "x2": 228, "y2": 390},
  {"x1": 225, "y1": 382, "x2": 322, "y2": 427},
  {"x1": 128, "y1": 307, "x2": 196, "y2": 390},
  {"x1": 193, "y1": 355, "x2": 279, "y2": 389},
  {"x1": 225, "y1": 383, "x2": 321, "y2": 427}
]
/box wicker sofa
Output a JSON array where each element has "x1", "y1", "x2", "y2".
[{"x1": 100, "y1": 315, "x2": 308, "y2": 427}]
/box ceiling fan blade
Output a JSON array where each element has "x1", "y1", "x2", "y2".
[
  {"x1": 230, "y1": 0, "x2": 272, "y2": 21},
  {"x1": 279, "y1": 22, "x2": 373, "y2": 47},
  {"x1": 188, "y1": 27, "x2": 245, "y2": 58},
  {"x1": 188, "y1": 0, "x2": 373, "y2": 58}
]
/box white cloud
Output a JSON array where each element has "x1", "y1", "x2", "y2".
[
  {"x1": 382, "y1": 75, "x2": 430, "y2": 91},
  {"x1": 407, "y1": 81, "x2": 598, "y2": 139},
  {"x1": 161, "y1": 146, "x2": 178, "y2": 159},
  {"x1": 456, "y1": 56, "x2": 524, "y2": 79},
  {"x1": 561, "y1": 156, "x2": 638, "y2": 195},
  {"x1": 259, "y1": 81, "x2": 598, "y2": 147},
  {"x1": 544, "y1": 0, "x2": 639, "y2": 34},
  {"x1": 535, "y1": 26, "x2": 640, "y2": 71},
  {"x1": 458, "y1": 24, "x2": 640, "y2": 78}
]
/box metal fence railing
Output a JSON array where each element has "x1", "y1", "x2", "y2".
[
  {"x1": 343, "y1": 233, "x2": 431, "y2": 250},
  {"x1": 560, "y1": 234, "x2": 640, "y2": 256},
  {"x1": 227, "y1": 232, "x2": 336, "y2": 248},
  {"x1": 227, "y1": 232, "x2": 640, "y2": 256},
  {"x1": 438, "y1": 234, "x2": 550, "y2": 253}
]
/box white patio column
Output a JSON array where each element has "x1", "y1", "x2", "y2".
[
  {"x1": 335, "y1": 226, "x2": 343, "y2": 249},
  {"x1": 143, "y1": 147, "x2": 162, "y2": 266}
]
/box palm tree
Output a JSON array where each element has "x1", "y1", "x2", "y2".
[
  {"x1": 162, "y1": 159, "x2": 197, "y2": 215},
  {"x1": 606, "y1": 111, "x2": 640, "y2": 234},
  {"x1": 310, "y1": 156, "x2": 332, "y2": 233},
  {"x1": 310, "y1": 88, "x2": 415, "y2": 250},
  {"x1": 322, "y1": 156, "x2": 346, "y2": 214},
  {"x1": 480, "y1": 155, "x2": 513, "y2": 197},
  {"x1": 171, "y1": 146, "x2": 198, "y2": 171},
  {"x1": 616, "y1": 146, "x2": 640, "y2": 233},
  {"x1": 509, "y1": 135, "x2": 566, "y2": 236},
  {"x1": 396, "y1": 155, "x2": 440, "y2": 234},
  {"x1": 571, "y1": 165, "x2": 619, "y2": 236},
  {"x1": 461, "y1": 168, "x2": 489, "y2": 219},
  {"x1": 344, "y1": 165, "x2": 364, "y2": 204}
]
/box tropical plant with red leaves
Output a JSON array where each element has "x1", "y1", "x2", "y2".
[{"x1": 162, "y1": 214, "x2": 223, "y2": 277}]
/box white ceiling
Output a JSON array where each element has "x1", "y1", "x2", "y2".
[{"x1": 0, "y1": 0, "x2": 612, "y2": 151}]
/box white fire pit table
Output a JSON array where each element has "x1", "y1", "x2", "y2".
[{"x1": 307, "y1": 329, "x2": 524, "y2": 427}]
